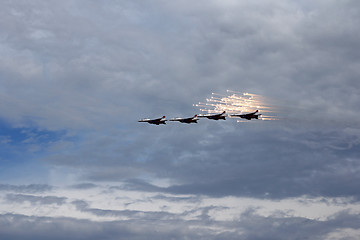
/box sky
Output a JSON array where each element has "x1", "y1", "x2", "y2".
[{"x1": 1, "y1": 0, "x2": 360, "y2": 239}]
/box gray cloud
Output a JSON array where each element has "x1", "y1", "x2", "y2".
[
  {"x1": 68, "y1": 183, "x2": 98, "y2": 190},
  {"x1": 0, "y1": 210, "x2": 360, "y2": 240},
  {"x1": 232, "y1": 209, "x2": 360, "y2": 240},
  {"x1": 0, "y1": 184, "x2": 52, "y2": 193},
  {"x1": 58, "y1": 126, "x2": 360, "y2": 200},
  {"x1": 71, "y1": 199, "x2": 182, "y2": 221},
  {"x1": 10, "y1": 0, "x2": 356, "y2": 209},
  {"x1": 1, "y1": 0, "x2": 360, "y2": 239},
  {"x1": 1, "y1": 0, "x2": 358, "y2": 128},
  {"x1": 151, "y1": 194, "x2": 200, "y2": 203},
  {"x1": 5, "y1": 194, "x2": 66, "y2": 206}
]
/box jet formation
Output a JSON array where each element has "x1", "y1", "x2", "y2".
[{"x1": 138, "y1": 110, "x2": 261, "y2": 125}]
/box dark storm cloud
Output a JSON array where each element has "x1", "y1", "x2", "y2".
[{"x1": 5, "y1": 194, "x2": 66, "y2": 206}]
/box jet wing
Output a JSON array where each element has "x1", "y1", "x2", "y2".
[
  {"x1": 198, "y1": 111, "x2": 226, "y2": 120},
  {"x1": 198, "y1": 111, "x2": 225, "y2": 117},
  {"x1": 230, "y1": 113, "x2": 246, "y2": 117},
  {"x1": 151, "y1": 116, "x2": 165, "y2": 121},
  {"x1": 230, "y1": 110, "x2": 261, "y2": 120},
  {"x1": 170, "y1": 115, "x2": 198, "y2": 123},
  {"x1": 138, "y1": 116, "x2": 166, "y2": 125}
]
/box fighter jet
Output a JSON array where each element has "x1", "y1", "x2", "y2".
[
  {"x1": 198, "y1": 111, "x2": 226, "y2": 120},
  {"x1": 230, "y1": 110, "x2": 262, "y2": 120},
  {"x1": 169, "y1": 115, "x2": 198, "y2": 124},
  {"x1": 138, "y1": 116, "x2": 167, "y2": 125}
]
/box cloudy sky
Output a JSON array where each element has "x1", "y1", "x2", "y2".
[{"x1": 1, "y1": 0, "x2": 360, "y2": 239}]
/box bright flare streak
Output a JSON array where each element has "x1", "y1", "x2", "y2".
[{"x1": 196, "y1": 91, "x2": 279, "y2": 121}]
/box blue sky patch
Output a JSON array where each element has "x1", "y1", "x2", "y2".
[{"x1": 0, "y1": 119, "x2": 68, "y2": 164}]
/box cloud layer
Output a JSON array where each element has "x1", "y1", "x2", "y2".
[
  {"x1": 1, "y1": 184, "x2": 360, "y2": 240},
  {"x1": 1, "y1": 0, "x2": 360, "y2": 239}
]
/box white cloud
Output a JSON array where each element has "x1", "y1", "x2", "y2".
[{"x1": 1, "y1": 184, "x2": 360, "y2": 239}]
